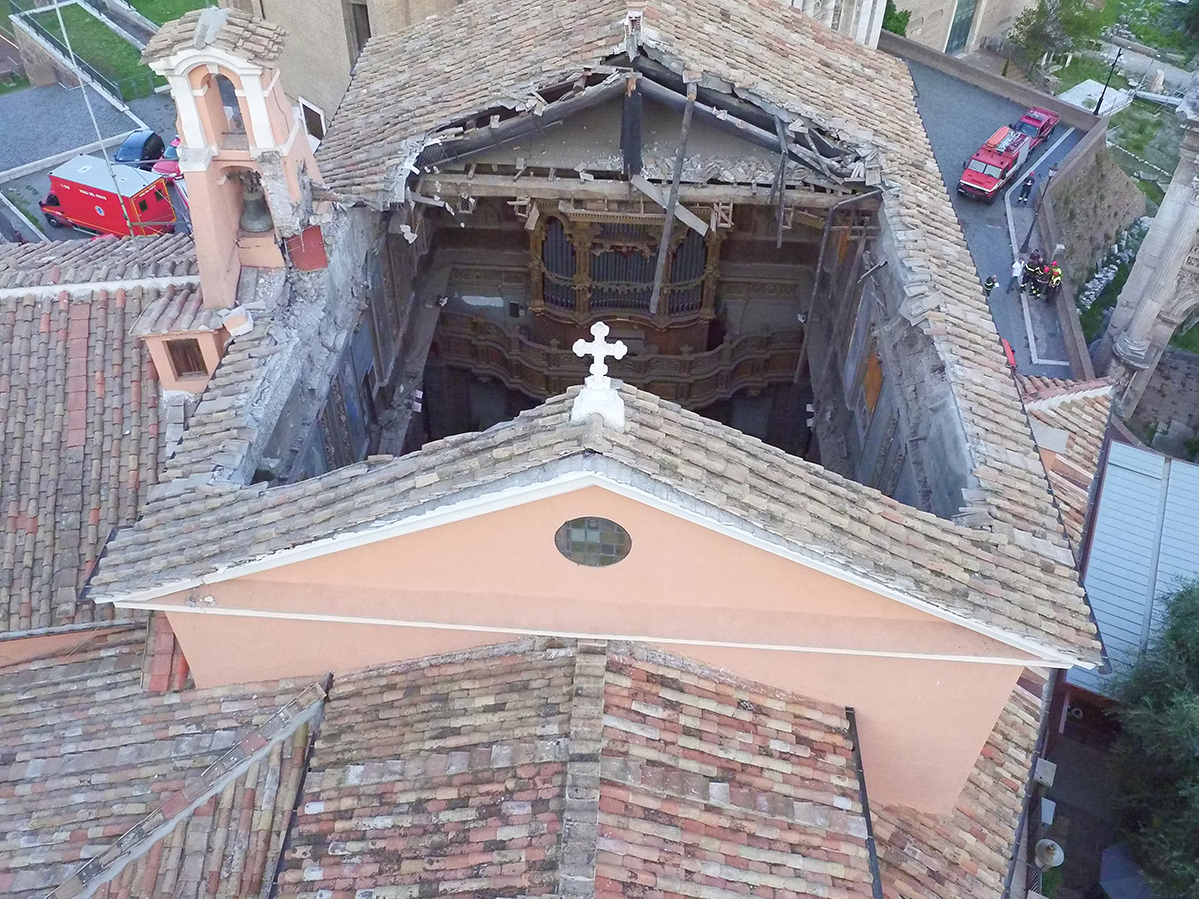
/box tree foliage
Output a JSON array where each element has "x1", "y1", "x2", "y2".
[
  {"x1": 1010, "y1": 0, "x2": 1103, "y2": 54},
  {"x1": 1187, "y1": 0, "x2": 1199, "y2": 34},
  {"x1": 1110, "y1": 582, "x2": 1199, "y2": 899},
  {"x1": 881, "y1": 0, "x2": 911, "y2": 36}
]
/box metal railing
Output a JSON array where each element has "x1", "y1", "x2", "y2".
[{"x1": 8, "y1": 0, "x2": 159, "y2": 100}]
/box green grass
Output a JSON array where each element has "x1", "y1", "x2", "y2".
[
  {"x1": 1079, "y1": 260, "x2": 1132, "y2": 343},
  {"x1": 1109, "y1": 0, "x2": 1199, "y2": 57},
  {"x1": 1051, "y1": 55, "x2": 1116, "y2": 94},
  {"x1": 1110, "y1": 102, "x2": 1161, "y2": 155},
  {"x1": 1171, "y1": 322, "x2": 1199, "y2": 353},
  {"x1": 0, "y1": 73, "x2": 30, "y2": 96},
  {"x1": 32, "y1": 4, "x2": 164, "y2": 97},
  {"x1": 127, "y1": 0, "x2": 211, "y2": 27},
  {"x1": 2, "y1": 189, "x2": 43, "y2": 233},
  {"x1": 0, "y1": 0, "x2": 35, "y2": 39}
]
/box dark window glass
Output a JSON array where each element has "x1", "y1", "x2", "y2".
[
  {"x1": 167, "y1": 338, "x2": 207, "y2": 378},
  {"x1": 138, "y1": 199, "x2": 149, "y2": 212},
  {"x1": 302, "y1": 102, "x2": 326, "y2": 139},
  {"x1": 554, "y1": 517, "x2": 632, "y2": 567},
  {"x1": 350, "y1": 1, "x2": 371, "y2": 59}
]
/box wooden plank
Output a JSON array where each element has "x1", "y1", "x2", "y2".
[
  {"x1": 650, "y1": 83, "x2": 697, "y2": 315},
  {"x1": 420, "y1": 172, "x2": 866, "y2": 209},
  {"x1": 629, "y1": 174, "x2": 708, "y2": 235}
]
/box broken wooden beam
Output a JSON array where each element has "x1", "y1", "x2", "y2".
[
  {"x1": 650, "y1": 83, "x2": 697, "y2": 316},
  {"x1": 420, "y1": 173, "x2": 869, "y2": 210},
  {"x1": 635, "y1": 77, "x2": 840, "y2": 179},
  {"x1": 621, "y1": 75, "x2": 643, "y2": 178},
  {"x1": 630, "y1": 174, "x2": 708, "y2": 235}
]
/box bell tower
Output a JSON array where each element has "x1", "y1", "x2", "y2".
[{"x1": 143, "y1": 7, "x2": 324, "y2": 313}]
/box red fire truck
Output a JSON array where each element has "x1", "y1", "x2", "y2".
[
  {"x1": 957, "y1": 126, "x2": 1031, "y2": 203},
  {"x1": 39, "y1": 155, "x2": 176, "y2": 236}
]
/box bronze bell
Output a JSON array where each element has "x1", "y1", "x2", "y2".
[{"x1": 239, "y1": 184, "x2": 274, "y2": 233}]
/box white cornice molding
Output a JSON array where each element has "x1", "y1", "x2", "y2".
[{"x1": 92, "y1": 469, "x2": 1088, "y2": 668}]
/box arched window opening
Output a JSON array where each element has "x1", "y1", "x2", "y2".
[{"x1": 198, "y1": 73, "x2": 247, "y2": 147}]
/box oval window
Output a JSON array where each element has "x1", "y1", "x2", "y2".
[{"x1": 555, "y1": 516, "x2": 631, "y2": 567}]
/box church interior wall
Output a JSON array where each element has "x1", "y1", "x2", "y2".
[{"x1": 157, "y1": 485, "x2": 1035, "y2": 812}]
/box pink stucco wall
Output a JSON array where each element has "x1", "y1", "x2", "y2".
[{"x1": 162, "y1": 485, "x2": 1034, "y2": 812}]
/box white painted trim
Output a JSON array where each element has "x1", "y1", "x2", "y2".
[
  {"x1": 297, "y1": 96, "x2": 326, "y2": 140},
  {"x1": 0, "y1": 274, "x2": 201, "y2": 301},
  {"x1": 171, "y1": 73, "x2": 207, "y2": 148},
  {"x1": 113, "y1": 600, "x2": 1065, "y2": 667},
  {"x1": 238, "y1": 71, "x2": 274, "y2": 152},
  {"x1": 93, "y1": 470, "x2": 1088, "y2": 666}
]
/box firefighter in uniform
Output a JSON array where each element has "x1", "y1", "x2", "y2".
[
  {"x1": 983, "y1": 274, "x2": 998, "y2": 297},
  {"x1": 1022, "y1": 250, "x2": 1043, "y2": 290},
  {"x1": 1048, "y1": 262, "x2": 1063, "y2": 301},
  {"x1": 1032, "y1": 263, "x2": 1050, "y2": 298}
]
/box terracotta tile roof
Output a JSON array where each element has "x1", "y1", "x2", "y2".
[
  {"x1": 315, "y1": 0, "x2": 1088, "y2": 651},
  {"x1": 316, "y1": 0, "x2": 627, "y2": 200},
  {"x1": 129, "y1": 284, "x2": 222, "y2": 335},
  {"x1": 276, "y1": 639, "x2": 874, "y2": 898},
  {"x1": 597, "y1": 647, "x2": 874, "y2": 898},
  {"x1": 0, "y1": 284, "x2": 163, "y2": 634},
  {"x1": 152, "y1": 313, "x2": 283, "y2": 488},
  {"x1": 872, "y1": 675, "x2": 1044, "y2": 899},
  {"x1": 142, "y1": 8, "x2": 287, "y2": 67},
  {"x1": 0, "y1": 234, "x2": 198, "y2": 291},
  {"x1": 0, "y1": 624, "x2": 321, "y2": 899},
  {"x1": 1018, "y1": 377, "x2": 1113, "y2": 556},
  {"x1": 3, "y1": 633, "x2": 1041, "y2": 899},
  {"x1": 90, "y1": 384, "x2": 1101, "y2": 663}
]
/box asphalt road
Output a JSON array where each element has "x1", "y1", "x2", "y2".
[
  {"x1": 906, "y1": 60, "x2": 1082, "y2": 377},
  {"x1": 0, "y1": 83, "x2": 179, "y2": 244}
]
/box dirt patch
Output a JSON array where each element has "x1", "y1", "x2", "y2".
[{"x1": 1051, "y1": 146, "x2": 1146, "y2": 282}]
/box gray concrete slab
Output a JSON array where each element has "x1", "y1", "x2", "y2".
[
  {"x1": 0, "y1": 82, "x2": 136, "y2": 172},
  {"x1": 907, "y1": 60, "x2": 1082, "y2": 378}
]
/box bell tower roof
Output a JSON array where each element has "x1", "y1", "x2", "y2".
[{"x1": 142, "y1": 7, "x2": 288, "y2": 68}]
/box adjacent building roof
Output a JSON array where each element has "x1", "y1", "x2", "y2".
[
  {"x1": 0, "y1": 624, "x2": 320, "y2": 899},
  {"x1": 275, "y1": 638, "x2": 875, "y2": 898},
  {"x1": 316, "y1": 0, "x2": 1086, "y2": 632},
  {"x1": 89, "y1": 383, "x2": 1100, "y2": 663},
  {"x1": 9, "y1": 633, "x2": 1046, "y2": 899},
  {"x1": 1068, "y1": 441, "x2": 1199, "y2": 698},
  {"x1": 1018, "y1": 377, "x2": 1112, "y2": 555},
  {"x1": 142, "y1": 8, "x2": 288, "y2": 67},
  {"x1": 0, "y1": 278, "x2": 165, "y2": 633},
  {"x1": 874, "y1": 673, "x2": 1044, "y2": 899},
  {"x1": 130, "y1": 284, "x2": 222, "y2": 336},
  {"x1": 0, "y1": 233, "x2": 197, "y2": 292}
]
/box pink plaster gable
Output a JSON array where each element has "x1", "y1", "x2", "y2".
[{"x1": 160, "y1": 485, "x2": 1035, "y2": 812}]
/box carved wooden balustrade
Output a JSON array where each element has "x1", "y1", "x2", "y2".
[{"x1": 434, "y1": 312, "x2": 803, "y2": 408}]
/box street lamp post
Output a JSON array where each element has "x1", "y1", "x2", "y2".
[
  {"x1": 1096, "y1": 48, "x2": 1124, "y2": 117},
  {"x1": 1020, "y1": 163, "x2": 1059, "y2": 254}
]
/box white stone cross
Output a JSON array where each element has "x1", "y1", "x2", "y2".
[
  {"x1": 570, "y1": 321, "x2": 628, "y2": 429},
  {"x1": 572, "y1": 321, "x2": 627, "y2": 383}
]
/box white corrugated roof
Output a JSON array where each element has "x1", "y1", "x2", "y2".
[{"x1": 1068, "y1": 441, "x2": 1199, "y2": 698}]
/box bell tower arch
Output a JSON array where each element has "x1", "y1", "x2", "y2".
[{"x1": 144, "y1": 7, "x2": 324, "y2": 311}]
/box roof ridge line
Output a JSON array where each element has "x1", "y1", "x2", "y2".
[
  {"x1": 47, "y1": 683, "x2": 326, "y2": 899},
  {"x1": 1022, "y1": 381, "x2": 1114, "y2": 410},
  {"x1": 0, "y1": 273, "x2": 202, "y2": 300}
]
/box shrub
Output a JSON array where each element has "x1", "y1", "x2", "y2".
[{"x1": 1110, "y1": 582, "x2": 1199, "y2": 899}]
